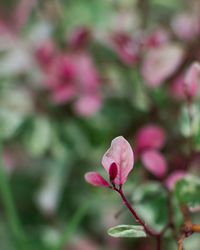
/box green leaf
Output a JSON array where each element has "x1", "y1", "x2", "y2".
[
  {"x1": 24, "y1": 116, "x2": 52, "y2": 156},
  {"x1": 107, "y1": 225, "x2": 147, "y2": 238},
  {"x1": 174, "y1": 175, "x2": 200, "y2": 208}
]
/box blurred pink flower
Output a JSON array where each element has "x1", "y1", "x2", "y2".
[
  {"x1": 38, "y1": 50, "x2": 102, "y2": 116},
  {"x1": 141, "y1": 150, "x2": 167, "y2": 177},
  {"x1": 135, "y1": 124, "x2": 167, "y2": 178},
  {"x1": 73, "y1": 52, "x2": 100, "y2": 93},
  {"x1": 35, "y1": 40, "x2": 56, "y2": 70},
  {"x1": 111, "y1": 32, "x2": 139, "y2": 66},
  {"x1": 85, "y1": 136, "x2": 134, "y2": 187},
  {"x1": 68, "y1": 27, "x2": 91, "y2": 50},
  {"x1": 165, "y1": 170, "x2": 186, "y2": 190},
  {"x1": 145, "y1": 28, "x2": 170, "y2": 48},
  {"x1": 172, "y1": 13, "x2": 200, "y2": 41},
  {"x1": 135, "y1": 124, "x2": 166, "y2": 153},
  {"x1": 141, "y1": 44, "x2": 184, "y2": 87},
  {"x1": 184, "y1": 61, "x2": 200, "y2": 99},
  {"x1": 73, "y1": 94, "x2": 101, "y2": 117},
  {"x1": 14, "y1": 0, "x2": 36, "y2": 31},
  {"x1": 46, "y1": 54, "x2": 77, "y2": 103},
  {"x1": 170, "y1": 76, "x2": 186, "y2": 100}
]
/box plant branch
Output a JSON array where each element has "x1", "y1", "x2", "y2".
[{"x1": 114, "y1": 186, "x2": 161, "y2": 250}]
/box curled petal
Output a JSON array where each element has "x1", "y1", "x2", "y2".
[
  {"x1": 135, "y1": 124, "x2": 166, "y2": 152},
  {"x1": 102, "y1": 136, "x2": 134, "y2": 185},
  {"x1": 184, "y1": 62, "x2": 200, "y2": 99},
  {"x1": 84, "y1": 172, "x2": 110, "y2": 187},
  {"x1": 165, "y1": 171, "x2": 186, "y2": 190},
  {"x1": 141, "y1": 150, "x2": 167, "y2": 178}
]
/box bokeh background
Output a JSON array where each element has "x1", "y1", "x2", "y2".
[{"x1": 1, "y1": 0, "x2": 200, "y2": 249}]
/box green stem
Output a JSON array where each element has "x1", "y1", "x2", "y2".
[{"x1": 0, "y1": 142, "x2": 27, "y2": 250}]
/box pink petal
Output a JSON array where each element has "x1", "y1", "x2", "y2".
[
  {"x1": 84, "y1": 172, "x2": 110, "y2": 187},
  {"x1": 145, "y1": 28, "x2": 169, "y2": 48},
  {"x1": 102, "y1": 136, "x2": 134, "y2": 185},
  {"x1": 135, "y1": 124, "x2": 166, "y2": 152},
  {"x1": 142, "y1": 44, "x2": 184, "y2": 87},
  {"x1": 165, "y1": 171, "x2": 186, "y2": 190},
  {"x1": 171, "y1": 13, "x2": 199, "y2": 41},
  {"x1": 73, "y1": 94, "x2": 101, "y2": 117},
  {"x1": 111, "y1": 32, "x2": 139, "y2": 66},
  {"x1": 73, "y1": 53, "x2": 100, "y2": 92},
  {"x1": 68, "y1": 27, "x2": 91, "y2": 49},
  {"x1": 169, "y1": 76, "x2": 186, "y2": 100},
  {"x1": 184, "y1": 62, "x2": 200, "y2": 99},
  {"x1": 51, "y1": 84, "x2": 76, "y2": 104},
  {"x1": 141, "y1": 150, "x2": 167, "y2": 178}
]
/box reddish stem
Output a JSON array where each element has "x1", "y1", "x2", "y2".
[{"x1": 114, "y1": 186, "x2": 161, "y2": 250}]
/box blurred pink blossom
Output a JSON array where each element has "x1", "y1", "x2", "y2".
[
  {"x1": 172, "y1": 13, "x2": 200, "y2": 41},
  {"x1": 111, "y1": 32, "x2": 139, "y2": 66},
  {"x1": 184, "y1": 61, "x2": 200, "y2": 99},
  {"x1": 145, "y1": 28, "x2": 170, "y2": 48},
  {"x1": 135, "y1": 124, "x2": 166, "y2": 153},
  {"x1": 141, "y1": 150, "x2": 167, "y2": 178},
  {"x1": 35, "y1": 40, "x2": 56, "y2": 70},
  {"x1": 135, "y1": 124, "x2": 167, "y2": 178},
  {"x1": 68, "y1": 27, "x2": 91, "y2": 50},
  {"x1": 36, "y1": 48, "x2": 102, "y2": 116},
  {"x1": 170, "y1": 76, "x2": 186, "y2": 100},
  {"x1": 73, "y1": 94, "x2": 101, "y2": 117},
  {"x1": 165, "y1": 170, "x2": 186, "y2": 190},
  {"x1": 141, "y1": 44, "x2": 184, "y2": 87}
]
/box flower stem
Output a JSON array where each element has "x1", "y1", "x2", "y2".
[
  {"x1": 117, "y1": 187, "x2": 155, "y2": 236},
  {"x1": 115, "y1": 187, "x2": 162, "y2": 249},
  {"x1": 0, "y1": 142, "x2": 27, "y2": 250}
]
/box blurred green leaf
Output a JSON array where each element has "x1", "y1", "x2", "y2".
[
  {"x1": 132, "y1": 182, "x2": 168, "y2": 231},
  {"x1": 24, "y1": 116, "x2": 52, "y2": 156},
  {"x1": 107, "y1": 224, "x2": 147, "y2": 238},
  {"x1": 174, "y1": 175, "x2": 200, "y2": 208}
]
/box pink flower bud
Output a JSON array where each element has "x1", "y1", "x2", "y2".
[
  {"x1": 84, "y1": 172, "x2": 110, "y2": 187},
  {"x1": 141, "y1": 150, "x2": 167, "y2": 178},
  {"x1": 184, "y1": 62, "x2": 200, "y2": 99},
  {"x1": 102, "y1": 136, "x2": 134, "y2": 185},
  {"x1": 135, "y1": 125, "x2": 166, "y2": 152},
  {"x1": 109, "y1": 162, "x2": 118, "y2": 181},
  {"x1": 165, "y1": 171, "x2": 186, "y2": 190}
]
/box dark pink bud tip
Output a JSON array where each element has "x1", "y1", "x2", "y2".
[{"x1": 109, "y1": 162, "x2": 118, "y2": 181}]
